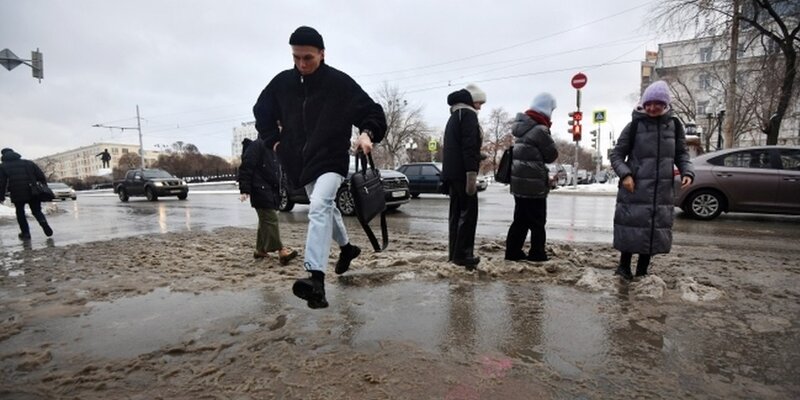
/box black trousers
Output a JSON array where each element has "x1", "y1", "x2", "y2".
[
  {"x1": 15, "y1": 201, "x2": 48, "y2": 235},
  {"x1": 448, "y1": 181, "x2": 478, "y2": 261},
  {"x1": 505, "y1": 196, "x2": 547, "y2": 258}
]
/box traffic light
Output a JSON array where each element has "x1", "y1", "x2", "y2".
[
  {"x1": 31, "y1": 49, "x2": 43, "y2": 80},
  {"x1": 568, "y1": 111, "x2": 583, "y2": 141},
  {"x1": 590, "y1": 130, "x2": 598, "y2": 149}
]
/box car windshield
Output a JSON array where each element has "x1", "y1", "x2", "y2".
[
  {"x1": 143, "y1": 170, "x2": 176, "y2": 179},
  {"x1": 49, "y1": 182, "x2": 69, "y2": 189}
]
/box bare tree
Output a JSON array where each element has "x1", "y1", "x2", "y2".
[
  {"x1": 112, "y1": 152, "x2": 142, "y2": 179},
  {"x1": 372, "y1": 83, "x2": 431, "y2": 168},
  {"x1": 652, "y1": 0, "x2": 800, "y2": 146},
  {"x1": 481, "y1": 108, "x2": 514, "y2": 174}
]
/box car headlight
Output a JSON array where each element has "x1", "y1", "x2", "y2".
[{"x1": 154, "y1": 182, "x2": 164, "y2": 187}]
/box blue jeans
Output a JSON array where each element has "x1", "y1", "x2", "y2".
[{"x1": 303, "y1": 172, "x2": 349, "y2": 272}]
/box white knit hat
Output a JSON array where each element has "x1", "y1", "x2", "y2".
[
  {"x1": 465, "y1": 83, "x2": 487, "y2": 103},
  {"x1": 529, "y1": 93, "x2": 557, "y2": 118}
]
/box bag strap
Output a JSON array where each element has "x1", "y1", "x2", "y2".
[{"x1": 354, "y1": 151, "x2": 389, "y2": 252}]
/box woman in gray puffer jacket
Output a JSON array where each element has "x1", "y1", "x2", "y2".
[
  {"x1": 505, "y1": 93, "x2": 559, "y2": 262},
  {"x1": 609, "y1": 81, "x2": 694, "y2": 280}
]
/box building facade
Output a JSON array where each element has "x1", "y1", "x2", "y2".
[
  {"x1": 231, "y1": 121, "x2": 257, "y2": 161},
  {"x1": 651, "y1": 33, "x2": 799, "y2": 150},
  {"x1": 35, "y1": 142, "x2": 160, "y2": 180}
]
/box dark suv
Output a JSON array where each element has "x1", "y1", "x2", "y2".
[
  {"x1": 396, "y1": 162, "x2": 486, "y2": 197},
  {"x1": 279, "y1": 159, "x2": 410, "y2": 216}
]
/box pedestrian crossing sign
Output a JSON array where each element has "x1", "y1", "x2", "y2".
[{"x1": 593, "y1": 110, "x2": 607, "y2": 124}]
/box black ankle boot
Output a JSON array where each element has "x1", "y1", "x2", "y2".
[
  {"x1": 292, "y1": 270, "x2": 328, "y2": 309},
  {"x1": 615, "y1": 264, "x2": 633, "y2": 281},
  {"x1": 335, "y1": 243, "x2": 361, "y2": 275}
]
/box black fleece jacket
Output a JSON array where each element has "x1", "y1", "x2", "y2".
[{"x1": 253, "y1": 63, "x2": 387, "y2": 187}]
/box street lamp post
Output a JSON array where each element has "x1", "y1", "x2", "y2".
[{"x1": 92, "y1": 105, "x2": 145, "y2": 170}]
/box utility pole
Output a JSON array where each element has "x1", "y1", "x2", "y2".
[
  {"x1": 723, "y1": 0, "x2": 741, "y2": 148},
  {"x1": 92, "y1": 105, "x2": 145, "y2": 170}
]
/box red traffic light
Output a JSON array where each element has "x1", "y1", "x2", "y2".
[{"x1": 573, "y1": 111, "x2": 582, "y2": 121}]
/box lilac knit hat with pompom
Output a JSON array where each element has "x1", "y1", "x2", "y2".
[{"x1": 641, "y1": 80, "x2": 671, "y2": 105}]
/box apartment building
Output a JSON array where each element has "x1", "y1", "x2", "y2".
[
  {"x1": 35, "y1": 142, "x2": 160, "y2": 180},
  {"x1": 651, "y1": 32, "x2": 799, "y2": 149},
  {"x1": 231, "y1": 121, "x2": 257, "y2": 162}
]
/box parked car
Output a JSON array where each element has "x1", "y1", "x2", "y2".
[
  {"x1": 674, "y1": 145, "x2": 800, "y2": 220},
  {"x1": 49, "y1": 182, "x2": 77, "y2": 201},
  {"x1": 576, "y1": 169, "x2": 590, "y2": 184},
  {"x1": 562, "y1": 165, "x2": 576, "y2": 186},
  {"x1": 395, "y1": 162, "x2": 486, "y2": 197},
  {"x1": 476, "y1": 175, "x2": 489, "y2": 191},
  {"x1": 546, "y1": 163, "x2": 567, "y2": 188},
  {"x1": 595, "y1": 170, "x2": 609, "y2": 183},
  {"x1": 396, "y1": 162, "x2": 444, "y2": 197},
  {"x1": 279, "y1": 157, "x2": 410, "y2": 216}
]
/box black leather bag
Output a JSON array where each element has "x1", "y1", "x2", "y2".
[
  {"x1": 30, "y1": 181, "x2": 55, "y2": 202},
  {"x1": 350, "y1": 152, "x2": 388, "y2": 251},
  {"x1": 495, "y1": 146, "x2": 513, "y2": 184}
]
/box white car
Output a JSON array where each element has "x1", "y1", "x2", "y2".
[{"x1": 49, "y1": 182, "x2": 77, "y2": 201}]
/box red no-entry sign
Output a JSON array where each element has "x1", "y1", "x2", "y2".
[{"x1": 571, "y1": 73, "x2": 587, "y2": 89}]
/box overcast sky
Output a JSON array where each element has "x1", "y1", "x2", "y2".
[{"x1": 2, "y1": 0, "x2": 672, "y2": 161}]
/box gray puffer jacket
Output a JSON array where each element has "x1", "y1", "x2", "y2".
[
  {"x1": 610, "y1": 109, "x2": 694, "y2": 255},
  {"x1": 509, "y1": 112, "x2": 558, "y2": 198}
]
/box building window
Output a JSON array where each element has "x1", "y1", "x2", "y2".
[
  {"x1": 122, "y1": 148, "x2": 129, "y2": 154},
  {"x1": 700, "y1": 47, "x2": 713, "y2": 62},
  {"x1": 696, "y1": 101, "x2": 710, "y2": 115},
  {"x1": 699, "y1": 73, "x2": 713, "y2": 90},
  {"x1": 737, "y1": 43, "x2": 746, "y2": 58}
]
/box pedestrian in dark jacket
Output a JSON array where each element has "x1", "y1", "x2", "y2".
[
  {"x1": 238, "y1": 138, "x2": 297, "y2": 264},
  {"x1": 505, "y1": 93, "x2": 559, "y2": 262},
  {"x1": 441, "y1": 83, "x2": 486, "y2": 268},
  {"x1": 0, "y1": 148, "x2": 53, "y2": 240},
  {"x1": 253, "y1": 26, "x2": 387, "y2": 309},
  {"x1": 609, "y1": 80, "x2": 694, "y2": 280}
]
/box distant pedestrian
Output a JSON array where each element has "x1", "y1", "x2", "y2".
[
  {"x1": 96, "y1": 148, "x2": 111, "y2": 168},
  {"x1": 0, "y1": 148, "x2": 54, "y2": 240},
  {"x1": 238, "y1": 138, "x2": 297, "y2": 265},
  {"x1": 442, "y1": 83, "x2": 486, "y2": 268},
  {"x1": 253, "y1": 26, "x2": 387, "y2": 309},
  {"x1": 609, "y1": 80, "x2": 694, "y2": 280},
  {"x1": 504, "y1": 93, "x2": 559, "y2": 262}
]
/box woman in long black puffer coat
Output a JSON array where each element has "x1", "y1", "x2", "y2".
[
  {"x1": 610, "y1": 80, "x2": 694, "y2": 280},
  {"x1": 238, "y1": 138, "x2": 297, "y2": 264},
  {"x1": 0, "y1": 148, "x2": 53, "y2": 240}
]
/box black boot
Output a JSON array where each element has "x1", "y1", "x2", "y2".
[
  {"x1": 335, "y1": 243, "x2": 361, "y2": 275},
  {"x1": 38, "y1": 219, "x2": 53, "y2": 237},
  {"x1": 615, "y1": 252, "x2": 633, "y2": 281},
  {"x1": 292, "y1": 270, "x2": 328, "y2": 309},
  {"x1": 18, "y1": 232, "x2": 31, "y2": 240},
  {"x1": 505, "y1": 249, "x2": 526, "y2": 261},
  {"x1": 635, "y1": 255, "x2": 651, "y2": 277},
  {"x1": 453, "y1": 256, "x2": 480, "y2": 269},
  {"x1": 527, "y1": 250, "x2": 549, "y2": 262}
]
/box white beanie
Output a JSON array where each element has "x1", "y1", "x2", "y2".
[
  {"x1": 529, "y1": 92, "x2": 557, "y2": 118},
  {"x1": 465, "y1": 84, "x2": 487, "y2": 103}
]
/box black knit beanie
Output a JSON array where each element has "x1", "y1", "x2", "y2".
[
  {"x1": 1, "y1": 148, "x2": 12, "y2": 155},
  {"x1": 289, "y1": 26, "x2": 325, "y2": 49}
]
